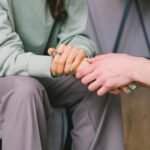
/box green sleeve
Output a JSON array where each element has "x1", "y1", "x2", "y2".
[
  {"x1": 0, "y1": 0, "x2": 52, "y2": 78},
  {"x1": 57, "y1": 0, "x2": 97, "y2": 57}
]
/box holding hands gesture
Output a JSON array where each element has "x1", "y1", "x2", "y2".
[
  {"x1": 76, "y1": 53, "x2": 139, "y2": 96},
  {"x1": 48, "y1": 44, "x2": 87, "y2": 77},
  {"x1": 49, "y1": 46, "x2": 139, "y2": 96}
]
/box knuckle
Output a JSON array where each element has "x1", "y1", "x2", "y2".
[
  {"x1": 66, "y1": 59, "x2": 72, "y2": 64},
  {"x1": 72, "y1": 49, "x2": 78, "y2": 55},
  {"x1": 104, "y1": 82, "x2": 112, "y2": 89},
  {"x1": 53, "y1": 59, "x2": 58, "y2": 64},
  {"x1": 100, "y1": 77, "x2": 106, "y2": 84},
  {"x1": 72, "y1": 47, "x2": 78, "y2": 52},
  {"x1": 77, "y1": 54, "x2": 83, "y2": 59},
  {"x1": 80, "y1": 50, "x2": 86, "y2": 56},
  {"x1": 59, "y1": 60, "x2": 65, "y2": 65},
  {"x1": 76, "y1": 56, "x2": 82, "y2": 62}
]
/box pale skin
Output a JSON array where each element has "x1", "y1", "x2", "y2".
[
  {"x1": 76, "y1": 53, "x2": 150, "y2": 96},
  {"x1": 48, "y1": 44, "x2": 87, "y2": 76},
  {"x1": 48, "y1": 45, "x2": 134, "y2": 95}
]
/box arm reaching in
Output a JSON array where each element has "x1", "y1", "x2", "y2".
[{"x1": 76, "y1": 53, "x2": 149, "y2": 96}]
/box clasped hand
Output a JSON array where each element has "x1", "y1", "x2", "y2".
[
  {"x1": 76, "y1": 53, "x2": 139, "y2": 96},
  {"x1": 48, "y1": 44, "x2": 88, "y2": 77},
  {"x1": 48, "y1": 46, "x2": 138, "y2": 96}
]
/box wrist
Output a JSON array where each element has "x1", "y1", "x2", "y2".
[{"x1": 132, "y1": 57, "x2": 150, "y2": 83}]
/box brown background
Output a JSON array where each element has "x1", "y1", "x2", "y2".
[{"x1": 122, "y1": 88, "x2": 150, "y2": 150}]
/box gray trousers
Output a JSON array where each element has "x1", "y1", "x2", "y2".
[{"x1": 0, "y1": 76, "x2": 124, "y2": 150}]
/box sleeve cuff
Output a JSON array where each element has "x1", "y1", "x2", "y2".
[
  {"x1": 73, "y1": 45, "x2": 94, "y2": 58},
  {"x1": 27, "y1": 55, "x2": 52, "y2": 78}
]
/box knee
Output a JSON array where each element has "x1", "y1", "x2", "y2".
[
  {"x1": 1, "y1": 76, "x2": 51, "y2": 120},
  {"x1": 11, "y1": 76, "x2": 46, "y2": 103},
  {"x1": 14, "y1": 76, "x2": 44, "y2": 92}
]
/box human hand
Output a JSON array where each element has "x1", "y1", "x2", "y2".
[
  {"x1": 75, "y1": 55, "x2": 137, "y2": 95},
  {"x1": 76, "y1": 53, "x2": 138, "y2": 96},
  {"x1": 75, "y1": 58, "x2": 135, "y2": 95},
  {"x1": 75, "y1": 58, "x2": 136, "y2": 95},
  {"x1": 76, "y1": 58, "x2": 89, "y2": 73},
  {"x1": 108, "y1": 83, "x2": 138, "y2": 95},
  {"x1": 48, "y1": 44, "x2": 87, "y2": 77},
  {"x1": 75, "y1": 55, "x2": 138, "y2": 95}
]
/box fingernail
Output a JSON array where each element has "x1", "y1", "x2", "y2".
[
  {"x1": 70, "y1": 68, "x2": 75, "y2": 74},
  {"x1": 52, "y1": 73, "x2": 57, "y2": 78},
  {"x1": 126, "y1": 88, "x2": 132, "y2": 94},
  {"x1": 130, "y1": 84, "x2": 137, "y2": 90}
]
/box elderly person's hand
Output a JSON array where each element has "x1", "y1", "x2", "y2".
[
  {"x1": 48, "y1": 44, "x2": 87, "y2": 77},
  {"x1": 76, "y1": 53, "x2": 140, "y2": 96}
]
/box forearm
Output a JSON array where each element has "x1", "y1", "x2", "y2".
[
  {"x1": 0, "y1": 2, "x2": 52, "y2": 78},
  {"x1": 132, "y1": 57, "x2": 150, "y2": 86},
  {"x1": 57, "y1": 0, "x2": 97, "y2": 58}
]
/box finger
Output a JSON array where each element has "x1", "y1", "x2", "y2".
[
  {"x1": 66, "y1": 49, "x2": 77, "y2": 64},
  {"x1": 121, "y1": 86, "x2": 132, "y2": 94},
  {"x1": 71, "y1": 50, "x2": 86, "y2": 71},
  {"x1": 61, "y1": 45, "x2": 74, "y2": 75},
  {"x1": 109, "y1": 89, "x2": 122, "y2": 95},
  {"x1": 76, "y1": 58, "x2": 89, "y2": 73},
  {"x1": 109, "y1": 91, "x2": 120, "y2": 95},
  {"x1": 70, "y1": 57, "x2": 83, "y2": 75},
  {"x1": 88, "y1": 78, "x2": 102, "y2": 91},
  {"x1": 76, "y1": 63, "x2": 95, "y2": 79},
  {"x1": 71, "y1": 55, "x2": 82, "y2": 72},
  {"x1": 67, "y1": 48, "x2": 78, "y2": 65},
  {"x1": 56, "y1": 46, "x2": 66, "y2": 75},
  {"x1": 57, "y1": 45, "x2": 72, "y2": 75},
  {"x1": 81, "y1": 72, "x2": 97, "y2": 85},
  {"x1": 65, "y1": 48, "x2": 78, "y2": 74},
  {"x1": 97, "y1": 80, "x2": 118, "y2": 96},
  {"x1": 128, "y1": 83, "x2": 138, "y2": 90},
  {"x1": 51, "y1": 54, "x2": 60, "y2": 77},
  {"x1": 97, "y1": 86, "x2": 110, "y2": 96}
]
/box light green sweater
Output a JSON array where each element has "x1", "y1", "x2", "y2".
[{"x1": 0, "y1": 0, "x2": 95, "y2": 78}]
